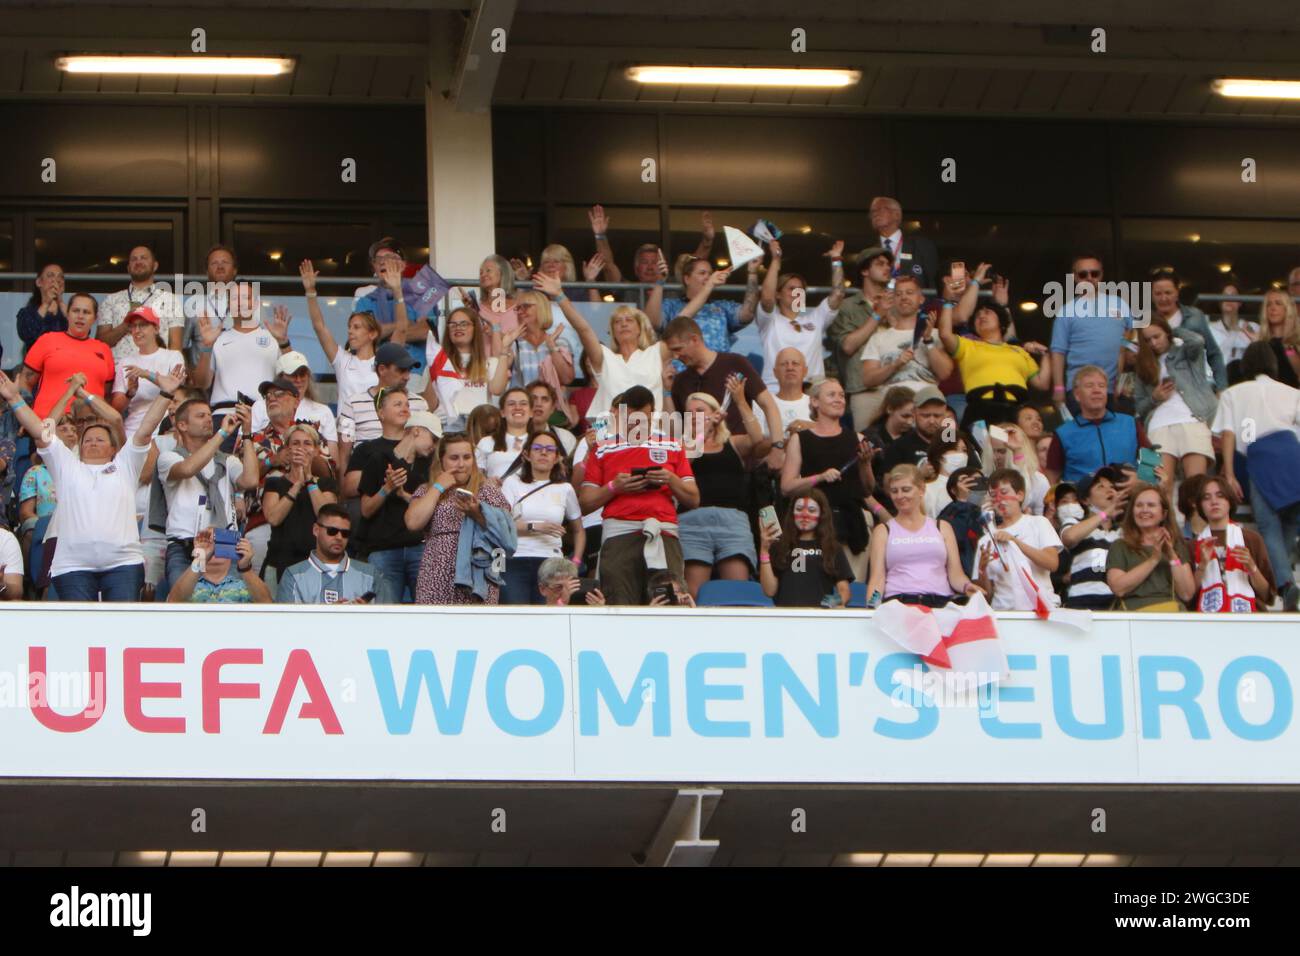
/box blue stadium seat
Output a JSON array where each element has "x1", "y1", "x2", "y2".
[
  {"x1": 696, "y1": 580, "x2": 774, "y2": 607},
  {"x1": 848, "y1": 582, "x2": 868, "y2": 608},
  {"x1": 746, "y1": 352, "x2": 764, "y2": 378}
]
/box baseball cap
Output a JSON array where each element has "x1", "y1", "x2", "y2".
[
  {"x1": 276, "y1": 350, "x2": 311, "y2": 375},
  {"x1": 405, "y1": 410, "x2": 444, "y2": 438},
  {"x1": 375, "y1": 342, "x2": 419, "y2": 370},
  {"x1": 912, "y1": 385, "x2": 946, "y2": 408},
  {"x1": 1079, "y1": 465, "x2": 1123, "y2": 499},
  {"x1": 853, "y1": 245, "x2": 890, "y2": 267},
  {"x1": 258, "y1": 376, "x2": 300, "y2": 399},
  {"x1": 125, "y1": 306, "x2": 161, "y2": 327}
]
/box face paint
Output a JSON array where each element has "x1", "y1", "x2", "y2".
[{"x1": 793, "y1": 497, "x2": 822, "y2": 530}]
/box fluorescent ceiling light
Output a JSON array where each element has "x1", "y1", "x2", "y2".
[
  {"x1": 56, "y1": 55, "x2": 293, "y2": 77},
  {"x1": 1212, "y1": 78, "x2": 1300, "y2": 100},
  {"x1": 627, "y1": 66, "x2": 859, "y2": 88}
]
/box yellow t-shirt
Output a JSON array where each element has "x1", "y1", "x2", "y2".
[{"x1": 953, "y1": 337, "x2": 1038, "y2": 392}]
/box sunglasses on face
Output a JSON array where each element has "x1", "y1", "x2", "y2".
[{"x1": 319, "y1": 525, "x2": 351, "y2": 538}]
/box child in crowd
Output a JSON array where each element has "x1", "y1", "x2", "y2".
[
  {"x1": 757, "y1": 489, "x2": 853, "y2": 608},
  {"x1": 975, "y1": 468, "x2": 1064, "y2": 610}
]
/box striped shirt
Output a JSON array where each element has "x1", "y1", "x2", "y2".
[
  {"x1": 1060, "y1": 515, "x2": 1119, "y2": 608},
  {"x1": 336, "y1": 388, "x2": 429, "y2": 445}
]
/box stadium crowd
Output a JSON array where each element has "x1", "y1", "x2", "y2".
[{"x1": 2, "y1": 196, "x2": 1299, "y2": 613}]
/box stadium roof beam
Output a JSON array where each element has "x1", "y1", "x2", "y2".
[
  {"x1": 640, "y1": 789, "x2": 723, "y2": 868},
  {"x1": 448, "y1": 0, "x2": 516, "y2": 113}
]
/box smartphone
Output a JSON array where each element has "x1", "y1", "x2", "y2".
[
  {"x1": 236, "y1": 391, "x2": 255, "y2": 408},
  {"x1": 951, "y1": 261, "x2": 966, "y2": 283},
  {"x1": 968, "y1": 474, "x2": 989, "y2": 493},
  {"x1": 1136, "y1": 447, "x2": 1162, "y2": 484},
  {"x1": 988, "y1": 424, "x2": 1010, "y2": 444},
  {"x1": 213, "y1": 528, "x2": 239, "y2": 561},
  {"x1": 758, "y1": 505, "x2": 782, "y2": 539},
  {"x1": 574, "y1": 578, "x2": 601, "y2": 604},
  {"x1": 653, "y1": 583, "x2": 678, "y2": 606},
  {"x1": 359, "y1": 591, "x2": 377, "y2": 604},
  {"x1": 454, "y1": 487, "x2": 475, "y2": 499}
]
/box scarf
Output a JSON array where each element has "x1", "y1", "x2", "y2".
[{"x1": 1194, "y1": 523, "x2": 1255, "y2": 613}]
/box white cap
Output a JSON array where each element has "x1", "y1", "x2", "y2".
[
  {"x1": 405, "y1": 410, "x2": 444, "y2": 438},
  {"x1": 276, "y1": 351, "x2": 311, "y2": 375}
]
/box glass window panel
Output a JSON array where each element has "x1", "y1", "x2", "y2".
[
  {"x1": 1120, "y1": 218, "x2": 1300, "y2": 315},
  {"x1": 33, "y1": 218, "x2": 177, "y2": 282},
  {"x1": 228, "y1": 219, "x2": 376, "y2": 279}
]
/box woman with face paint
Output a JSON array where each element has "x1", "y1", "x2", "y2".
[
  {"x1": 865, "y1": 464, "x2": 980, "y2": 608},
  {"x1": 757, "y1": 489, "x2": 853, "y2": 607}
]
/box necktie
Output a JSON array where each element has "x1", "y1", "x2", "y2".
[{"x1": 883, "y1": 237, "x2": 893, "y2": 257}]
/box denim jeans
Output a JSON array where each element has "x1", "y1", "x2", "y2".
[
  {"x1": 52, "y1": 563, "x2": 144, "y2": 602},
  {"x1": 1249, "y1": 480, "x2": 1300, "y2": 592},
  {"x1": 502, "y1": 555, "x2": 548, "y2": 605},
  {"x1": 366, "y1": 545, "x2": 423, "y2": 604},
  {"x1": 158, "y1": 538, "x2": 196, "y2": 604}
]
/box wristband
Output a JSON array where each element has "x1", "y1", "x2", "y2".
[
  {"x1": 10, "y1": 398, "x2": 27, "y2": 410},
  {"x1": 432, "y1": 481, "x2": 446, "y2": 495},
  {"x1": 607, "y1": 480, "x2": 617, "y2": 493},
  {"x1": 570, "y1": 557, "x2": 582, "y2": 566},
  {"x1": 554, "y1": 293, "x2": 568, "y2": 304},
  {"x1": 308, "y1": 482, "x2": 320, "y2": 493},
  {"x1": 942, "y1": 300, "x2": 954, "y2": 308},
  {"x1": 831, "y1": 259, "x2": 843, "y2": 268},
  {"x1": 199, "y1": 346, "x2": 213, "y2": 355},
  {"x1": 759, "y1": 554, "x2": 771, "y2": 564},
  {"x1": 158, "y1": 389, "x2": 175, "y2": 400},
  {"x1": 654, "y1": 279, "x2": 666, "y2": 286},
  {"x1": 1169, "y1": 557, "x2": 1183, "y2": 568},
  {"x1": 305, "y1": 291, "x2": 318, "y2": 298},
  {"x1": 1053, "y1": 384, "x2": 1065, "y2": 394},
  {"x1": 869, "y1": 501, "x2": 884, "y2": 515},
  {"x1": 1096, "y1": 510, "x2": 1108, "y2": 523},
  {"x1": 593, "y1": 233, "x2": 607, "y2": 241},
  {"x1": 377, "y1": 487, "x2": 389, "y2": 499},
  {"x1": 810, "y1": 474, "x2": 820, "y2": 487},
  {"x1": 217, "y1": 427, "x2": 231, "y2": 440},
  {"x1": 278, "y1": 340, "x2": 292, "y2": 351}
]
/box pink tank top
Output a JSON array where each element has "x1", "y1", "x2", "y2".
[{"x1": 884, "y1": 517, "x2": 950, "y2": 597}]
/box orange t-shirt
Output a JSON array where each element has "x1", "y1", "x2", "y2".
[{"x1": 24, "y1": 332, "x2": 116, "y2": 419}]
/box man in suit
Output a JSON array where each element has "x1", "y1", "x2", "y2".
[{"x1": 869, "y1": 196, "x2": 938, "y2": 292}]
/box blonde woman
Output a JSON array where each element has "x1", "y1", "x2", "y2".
[
  {"x1": 677, "y1": 384, "x2": 766, "y2": 598},
  {"x1": 427, "y1": 306, "x2": 506, "y2": 432},
  {"x1": 501, "y1": 288, "x2": 575, "y2": 389},
  {"x1": 1259, "y1": 287, "x2": 1300, "y2": 387},
  {"x1": 987, "y1": 421, "x2": 1049, "y2": 515},
  {"x1": 534, "y1": 272, "x2": 670, "y2": 414},
  {"x1": 865, "y1": 463, "x2": 980, "y2": 608},
  {"x1": 446, "y1": 255, "x2": 516, "y2": 352},
  {"x1": 260, "y1": 422, "x2": 338, "y2": 589}
]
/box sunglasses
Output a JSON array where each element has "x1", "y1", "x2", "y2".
[
  {"x1": 319, "y1": 525, "x2": 351, "y2": 538},
  {"x1": 1075, "y1": 269, "x2": 1102, "y2": 279}
]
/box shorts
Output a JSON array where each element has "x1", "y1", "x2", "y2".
[
  {"x1": 1149, "y1": 421, "x2": 1214, "y2": 460},
  {"x1": 678, "y1": 506, "x2": 757, "y2": 568}
]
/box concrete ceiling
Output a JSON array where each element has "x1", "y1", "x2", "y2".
[{"x1": 2, "y1": 2, "x2": 1300, "y2": 120}]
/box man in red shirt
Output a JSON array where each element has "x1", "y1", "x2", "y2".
[
  {"x1": 24, "y1": 292, "x2": 115, "y2": 419},
  {"x1": 579, "y1": 385, "x2": 700, "y2": 604}
]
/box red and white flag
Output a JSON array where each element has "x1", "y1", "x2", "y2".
[{"x1": 872, "y1": 591, "x2": 1008, "y2": 686}]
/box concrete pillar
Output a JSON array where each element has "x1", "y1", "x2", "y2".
[{"x1": 425, "y1": 11, "x2": 496, "y2": 281}]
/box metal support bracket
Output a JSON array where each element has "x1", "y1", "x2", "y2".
[{"x1": 640, "y1": 788, "x2": 723, "y2": 867}]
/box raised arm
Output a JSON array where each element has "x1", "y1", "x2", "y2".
[
  {"x1": 537, "y1": 271, "x2": 603, "y2": 376},
  {"x1": 190, "y1": 314, "x2": 221, "y2": 389},
  {"x1": 132, "y1": 368, "x2": 186, "y2": 447},
  {"x1": 299, "y1": 259, "x2": 340, "y2": 363},
  {"x1": 737, "y1": 258, "x2": 761, "y2": 327},
  {"x1": 760, "y1": 240, "x2": 782, "y2": 313},
  {"x1": 377, "y1": 259, "x2": 410, "y2": 346},
  {"x1": 0, "y1": 371, "x2": 48, "y2": 446},
  {"x1": 825, "y1": 241, "x2": 846, "y2": 311},
  {"x1": 588, "y1": 205, "x2": 623, "y2": 287},
  {"x1": 680, "y1": 268, "x2": 730, "y2": 320},
  {"x1": 692, "y1": 211, "x2": 716, "y2": 261}
]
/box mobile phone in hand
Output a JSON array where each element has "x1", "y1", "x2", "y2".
[
  {"x1": 951, "y1": 261, "x2": 966, "y2": 283},
  {"x1": 758, "y1": 505, "x2": 781, "y2": 539},
  {"x1": 359, "y1": 591, "x2": 377, "y2": 604},
  {"x1": 653, "y1": 583, "x2": 678, "y2": 606},
  {"x1": 454, "y1": 487, "x2": 475, "y2": 499},
  {"x1": 213, "y1": 529, "x2": 239, "y2": 561},
  {"x1": 236, "y1": 391, "x2": 255, "y2": 408}
]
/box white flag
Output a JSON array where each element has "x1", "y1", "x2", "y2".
[{"x1": 724, "y1": 226, "x2": 763, "y2": 270}]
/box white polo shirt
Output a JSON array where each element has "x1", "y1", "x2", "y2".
[
  {"x1": 0, "y1": 527, "x2": 23, "y2": 580},
  {"x1": 210, "y1": 327, "x2": 280, "y2": 408},
  {"x1": 1211, "y1": 374, "x2": 1300, "y2": 446},
  {"x1": 41, "y1": 438, "x2": 148, "y2": 575}
]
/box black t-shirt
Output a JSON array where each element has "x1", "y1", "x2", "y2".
[
  {"x1": 264, "y1": 475, "x2": 339, "y2": 572},
  {"x1": 774, "y1": 545, "x2": 854, "y2": 608},
  {"x1": 880, "y1": 428, "x2": 933, "y2": 474},
  {"x1": 357, "y1": 449, "x2": 433, "y2": 554},
  {"x1": 348, "y1": 437, "x2": 396, "y2": 476},
  {"x1": 671, "y1": 352, "x2": 766, "y2": 434}
]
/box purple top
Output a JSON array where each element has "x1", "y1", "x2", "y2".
[{"x1": 883, "y1": 516, "x2": 951, "y2": 597}]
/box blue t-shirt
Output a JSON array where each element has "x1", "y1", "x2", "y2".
[
  {"x1": 1049, "y1": 293, "x2": 1133, "y2": 390},
  {"x1": 661, "y1": 296, "x2": 744, "y2": 370}
]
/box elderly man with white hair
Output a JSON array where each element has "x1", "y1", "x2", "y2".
[{"x1": 869, "y1": 195, "x2": 938, "y2": 291}]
